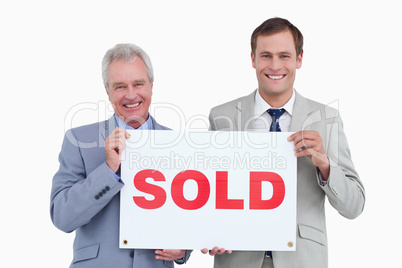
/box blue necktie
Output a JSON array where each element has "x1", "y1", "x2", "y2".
[
  {"x1": 267, "y1": 108, "x2": 286, "y2": 132},
  {"x1": 265, "y1": 108, "x2": 286, "y2": 260}
]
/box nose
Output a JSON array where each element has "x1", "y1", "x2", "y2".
[
  {"x1": 269, "y1": 57, "x2": 282, "y2": 71},
  {"x1": 125, "y1": 85, "x2": 137, "y2": 99}
]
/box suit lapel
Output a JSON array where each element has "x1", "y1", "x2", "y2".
[
  {"x1": 100, "y1": 116, "x2": 118, "y2": 141},
  {"x1": 290, "y1": 91, "x2": 310, "y2": 132},
  {"x1": 238, "y1": 90, "x2": 257, "y2": 131},
  {"x1": 290, "y1": 91, "x2": 321, "y2": 132}
]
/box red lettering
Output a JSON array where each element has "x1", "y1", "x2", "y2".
[
  {"x1": 171, "y1": 170, "x2": 210, "y2": 210},
  {"x1": 133, "y1": 170, "x2": 286, "y2": 211},
  {"x1": 249, "y1": 171, "x2": 285, "y2": 210},
  {"x1": 215, "y1": 171, "x2": 244, "y2": 209},
  {"x1": 133, "y1": 169, "x2": 167, "y2": 209}
]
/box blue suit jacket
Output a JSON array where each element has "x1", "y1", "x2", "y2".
[{"x1": 50, "y1": 115, "x2": 191, "y2": 268}]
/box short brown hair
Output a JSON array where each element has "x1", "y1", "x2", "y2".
[{"x1": 251, "y1": 17, "x2": 304, "y2": 56}]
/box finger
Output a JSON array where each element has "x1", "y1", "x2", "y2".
[
  {"x1": 113, "y1": 129, "x2": 128, "y2": 141},
  {"x1": 295, "y1": 147, "x2": 324, "y2": 159},
  {"x1": 116, "y1": 136, "x2": 126, "y2": 151},
  {"x1": 218, "y1": 248, "x2": 227, "y2": 255},
  {"x1": 161, "y1": 249, "x2": 180, "y2": 257},
  {"x1": 107, "y1": 130, "x2": 129, "y2": 151},
  {"x1": 155, "y1": 249, "x2": 185, "y2": 261},
  {"x1": 112, "y1": 127, "x2": 131, "y2": 139},
  {"x1": 287, "y1": 131, "x2": 299, "y2": 142},
  {"x1": 293, "y1": 139, "x2": 315, "y2": 153},
  {"x1": 106, "y1": 137, "x2": 125, "y2": 153},
  {"x1": 294, "y1": 147, "x2": 314, "y2": 157},
  {"x1": 106, "y1": 130, "x2": 124, "y2": 145},
  {"x1": 289, "y1": 131, "x2": 318, "y2": 142},
  {"x1": 209, "y1": 246, "x2": 220, "y2": 256},
  {"x1": 288, "y1": 132, "x2": 306, "y2": 148},
  {"x1": 292, "y1": 134, "x2": 323, "y2": 153},
  {"x1": 287, "y1": 130, "x2": 308, "y2": 142},
  {"x1": 155, "y1": 250, "x2": 172, "y2": 260},
  {"x1": 201, "y1": 248, "x2": 209, "y2": 254},
  {"x1": 287, "y1": 135, "x2": 295, "y2": 142}
]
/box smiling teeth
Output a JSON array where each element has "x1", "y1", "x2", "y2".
[
  {"x1": 268, "y1": 75, "x2": 285, "y2": 79},
  {"x1": 125, "y1": 103, "x2": 140, "y2": 108}
]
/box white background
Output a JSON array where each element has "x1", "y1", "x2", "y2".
[{"x1": 1, "y1": 0, "x2": 400, "y2": 267}]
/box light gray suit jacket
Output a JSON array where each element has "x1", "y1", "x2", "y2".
[
  {"x1": 209, "y1": 90, "x2": 365, "y2": 268},
  {"x1": 50, "y1": 115, "x2": 191, "y2": 268}
]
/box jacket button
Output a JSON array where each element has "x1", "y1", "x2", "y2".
[{"x1": 95, "y1": 195, "x2": 99, "y2": 200}]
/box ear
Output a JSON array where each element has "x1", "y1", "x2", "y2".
[
  {"x1": 150, "y1": 83, "x2": 153, "y2": 96},
  {"x1": 251, "y1": 52, "x2": 257, "y2": 69},
  {"x1": 296, "y1": 52, "x2": 303, "y2": 69}
]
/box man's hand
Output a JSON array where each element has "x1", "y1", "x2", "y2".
[
  {"x1": 105, "y1": 127, "x2": 130, "y2": 173},
  {"x1": 201, "y1": 247, "x2": 232, "y2": 256},
  {"x1": 288, "y1": 131, "x2": 330, "y2": 180},
  {"x1": 155, "y1": 249, "x2": 186, "y2": 261}
]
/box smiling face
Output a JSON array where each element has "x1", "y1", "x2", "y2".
[
  {"x1": 251, "y1": 30, "x2": 303, "y2": 107},
  {"x1": 106, "y1": 58, "x2": 153, "y2": 129}
]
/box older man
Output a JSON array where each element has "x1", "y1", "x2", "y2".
[{"x1": 50, "y1": 43, "x2": 191, "y2": 267}]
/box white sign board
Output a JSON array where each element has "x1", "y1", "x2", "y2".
[{"x1": 120, "y1": 130, "x2": 297, "y2": 251}]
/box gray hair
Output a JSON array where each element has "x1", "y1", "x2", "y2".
[{"x1": 102, "y1": 43, "x2": 154, "y2": 90}]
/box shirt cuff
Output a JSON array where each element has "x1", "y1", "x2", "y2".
[
  {"x1": 317, "y1": 168, "x2": 328, "y2": 186},
  {"x1": 108, "y1": 166, "x2": 121, "y2": 181}
]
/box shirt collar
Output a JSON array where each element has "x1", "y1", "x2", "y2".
[
  {"x1": 254, "y1": 89, "x2": 295, "y2": 117},
  {"x1": 113, "y1": 114, "x2": 153, "y2": 130}
]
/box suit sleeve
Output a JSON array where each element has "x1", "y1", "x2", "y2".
[
  {"x1": 320, "y1": 114, "x2": 365, "y2": 219},
  {"x1": 50, "y1": 129, "x2": 124, "y2": 233}
]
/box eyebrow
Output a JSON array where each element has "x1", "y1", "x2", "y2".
[
  {"x1": 111, "y1": 79, "x2": 146, "y2": 88},
  {"x1": 133, "y1": 79, "x2": 146, "y2": 83},
  {"x1": 111, "y1": 82, "x2": 126, "y2": 88},
  {"x1": 260, "y1": 51, "x2": 292, "y2": 55}
]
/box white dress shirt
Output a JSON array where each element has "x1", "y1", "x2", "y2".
[{"x1": 253, "y1": 89, "x2": 295, "y2": 131}]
